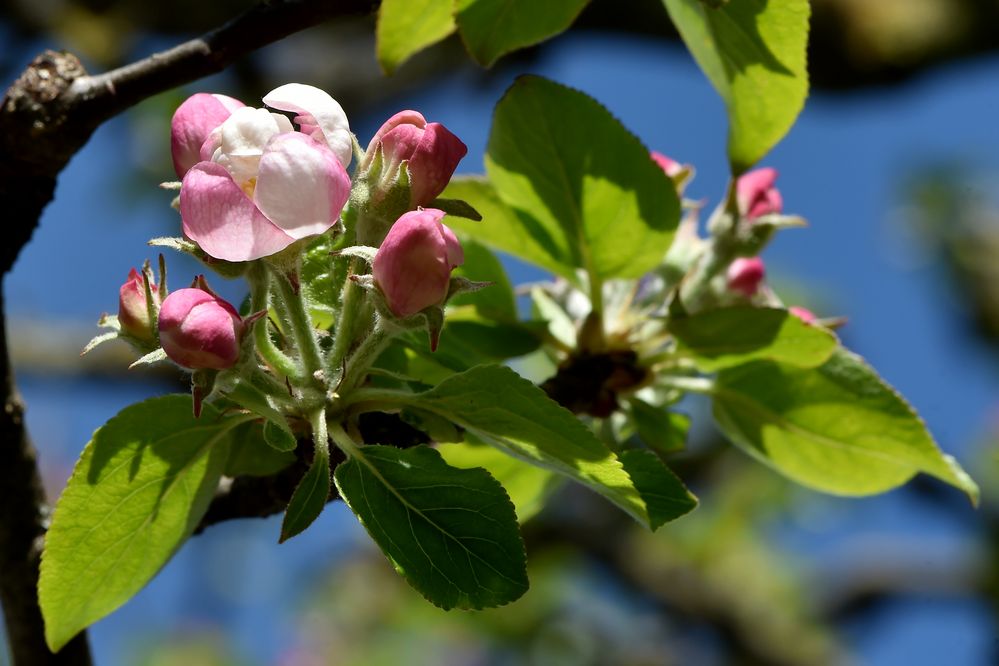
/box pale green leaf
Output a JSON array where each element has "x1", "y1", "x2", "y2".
[
  {"x1": 663, "y1": 0, "x2": 810, "y2": 171},
  {"x1": 712, "y1": 348, "x2": 979, "y2": 501},
  {"x1": 377, "y1": 0, "x2": 456, "y2": 74},
  {"x1": 455, "y1": 0, "x2": 590, "y2": 67},
  {"x1": 39, "y1": 396, "x2": 241, "y2": 651}
]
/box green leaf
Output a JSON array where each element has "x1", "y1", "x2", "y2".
[
  {"x1": 455, "y1": 0, "x2": 590, "y2": 67},
  {"x1": 263, "y1": 419, "x2": 298, "y2": 452},
  {"x1": 395, "y1": 364, "x2": 673, "y2": 528},
  {"x1": 280, "y1": 449, "x2": 330, "y2": 542},
  {"x1": 663, "y1": 0, "x2": 810, "y2": 172},
  {"x1": 463, "y1": 76, "x2": 680, "y2": 284},
  {"x1": 669, "y1": 306, "x2": 838, "y2": 371},
  {"x1": 226, "y1": 422, "x2": 297, "y2": 477},
  {"x1": 712, "y1": 348, "x2": 979, "y2": 501},
  {"x1": 439, "y1": 439, "x2": 559, "y2": 522},
  {"x1": 334, "y1": 445, "x2": 528, "y2": 609},
  {"x1": 450, "y1": 237, "x2": 517, "y2": 322},
  {"x1": 377, "y1": 0, "x2": 456, "y2": 74},
  {"x1": 618, "y1": 449, "x2": 697, "y2": 529},
  {"x1": 629, "y1": 400, "x2": 690, "y2": 455},
  {"x1": 39, "y1": 396, "x2": 240, "y2": 651}
]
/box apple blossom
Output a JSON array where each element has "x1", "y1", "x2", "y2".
[
  {"x1": 158, "y1": 288, "x2": 243, "y2": 370},
  {"x1": 363, "y1": 110, "x2": 467, "y2": 207},
  {"x1": 170, "y1": 93, "x2": 245, "y2": 179},
  {"x1": 372, "y1": 208, "x2": 464, "y2": 318},
  {"x1": 736, "y1": 167, "x2": 783, "y2": 220},
  {"x1": 178, "y1": 85, "x2": 352, "y2": 262},
  {"x1": 118, "y1": 268, "x2": 159, "y2": 343},
  {"x1": 727, "y1": 257, "x2": 766, "y2": 297}
]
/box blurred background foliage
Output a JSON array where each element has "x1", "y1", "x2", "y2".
[{"x1": 4, "y1": 1, "x2": 999, "y2": 664}]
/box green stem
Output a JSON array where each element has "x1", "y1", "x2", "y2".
[
  {"x1": 338, "y1": 322, "x2": 394, "y2": 394},
  {"x1": 328, "y1": 257, "x2": 365, "y2": 378},
  {"x1": 342, "y1": 386, "x2": 417, "y2": 410},
  {"x1": 309, "y1": 406, "x2": 330, "y2": 459},
  {"x1": 248, "y1": 263, "x2": 301, "y2": 381},
  {"x1": 328, "y1": 420, "x2": 363, "y2": 459},
  {"x1": 271, "y1": 264, "x2": 324, "y2": 383}
]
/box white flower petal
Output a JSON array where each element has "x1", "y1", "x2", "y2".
[
  {"x1": 253, "y1": 133, "x2": 351, "y2": 240},
  {"x1": 263, "y1": 83, "x2": 352, "y2": 168}
]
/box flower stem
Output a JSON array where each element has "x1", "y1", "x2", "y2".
[
  {"x1": 328, "y1": 257, "x2": 365, "y2": 378},
  {"x1": 309, "y1": 406, "x2": 330, "y2": 459},
  {"x1": 248, "y1": 263, "x2": 302, "y2": 381},
  {"x1": 338, "y1": 320, "x2": 394, "y2": 394},
  {"x1": 271, "y1": 264, "x2": 325, "y2": 385},
  {"x1": 328, "y1": 419, "x2": 362, "y2": 459}
]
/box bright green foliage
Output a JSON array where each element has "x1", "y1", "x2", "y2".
[
  {"x1": 280, "y1": 450, "x2": 331, "y2": 542},
  {"x1": 663, "y1": 0, "x2": 810, "y2": 172},
  {"x1": 450, "y1": 237, "x2": 518, "y2": 322},
  {"x1": 468, "y1": 76, "x2": 680, "y2": 286},
  {"x1": 397, "y1": 364, "x2": 696, "y2": 527},
  {"x1": 618, "y1": 449, "x2": 698, "y2": 529},
  {"x1": 712, "y1": 348, "x2": 979, "y2": 500},
  {"x1": 334, "y1": 445, "x2": 528, "y2": 609},
  {"x1": 455, "y1": 0, "x2": 590, "y2": 67},
  {"x1": 670, "y1": 306, "x2": 838, "y2": 371},
  {"x1": 300, "y1": 233, "x2": 341, "y2": 329},
  {"x1": 377, "y1": 0, "x2": 456, "y2": 74},
  {"x1": 439, "y1": 439, "x2": 559, "y2": 522},
  {"x1": 39, "y1": 396, "x2": 239, "y2": 651},
  {"x1": 629, "y1": 400, "x2": 690, "y2": 456}
]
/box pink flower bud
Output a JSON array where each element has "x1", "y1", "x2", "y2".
[
  {"x1": 372, "y1": 209, "x2": 464, "y2": 318},
  {"x1": 364, "y1": 110, "x2": 467, "y2": 206},
  {"x1": 171, "y1": 93, "x2": 245, "y2": 178},
  {"x1": 736, "y1": 167, "x2": 783, "y2": 220},
  {"x1": 158, "y1": 288, "x2": 243, "y2": 370},
  {"x1": 118, "y1": 268, "x2": 159, "y2": 343},
  {"x1": 651, "y1": 151, "x2": 683, "y2": 178},
  {"x1": 727, "y1": 257, "x2": 766, "y2": 297},
  {"x1": 789, "y1": 306, "x2": 817, "y2": 324}
]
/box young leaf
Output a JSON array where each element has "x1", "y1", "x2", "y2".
[
  {"x1": 377, "y1": 0, "x2": 456, "y2": 74},
  {"x1": 279, "y1": 449, "x2": 331, "y2": 543},
  {"x1": 301, "y1": 232, "x2": 342, "y2": 329},
  {"x1": 618, "y1": 449, "x2": 697, "y2": 529},
  {"x1": 479, "y1": 76, "x2": 680, "y2": 285},
  {"x1": 39, "y1": 396, "x2": 240, "y2": 652},
  {"x1": 226, "y1": 421, "x2": 297, "y2": 477},
  {"x1": 712, "y1": 348, "x2": 979, "y2": 501},
  {"x1": 439, "y1": 439, "x2": 559, "y2": 522},
  {"x1": 663, "y1": 0, "x2": 810, "y2": 172},
  {"x1": 397, "y1": 364, "x2": 686, "y2": 528},
  {"x1": 334, "y1": 445, "x2": 528, "y2": 609},
  {"x1": 629, "y1": 399, "x2": 690, "y2": 455},
  {"x1": 455, "y1": 0, "x2": 590, "y2": 67},
  {"x1": 669, "y1": 306, "x2": 837, "y2": 371}
]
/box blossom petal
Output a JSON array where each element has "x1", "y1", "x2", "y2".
[
  {"x1": 253, "y1": 133, "x2": 351, "y2": 240},
  {"x1": 170, "y1": 93, "x2": 245, "y2": 178},
  {"x1": 180, "y1": 162, "x2": 295, "y2": 262},
  {"x1": 263, "y1": 84, "x2": 352, "y2": 167}
]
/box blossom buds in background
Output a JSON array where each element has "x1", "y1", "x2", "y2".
[
  {"x1": 363, "y1": 110, "x2": 467, "y2": 207},
  {"x1": 177, "y1": 84, "x2": 352, "y2": 262},
  {"x1": 170, "y1": 93, "x2": 245, "y2": 179},
  {"x1": 372, "y1": 208, "x2": 464, "y2": 318},
  {"x1": 736, "y1": 167, "x2": 783, "y2": 220},
  {"x1": 118, "y1": 268, "x2": 160, "y2": 344},
  {"x1": 726, "y1": 257, "x2": 766, "y2": 297},
  {"x1": 789, "y1": 305, "x2": 817, "y2": 324},
  {"x1": 651, "y1": 151, "x2": 683, "y2": 178},
  {"x1": 158, "y1": 287, "x2": 243, "y2": 370}
]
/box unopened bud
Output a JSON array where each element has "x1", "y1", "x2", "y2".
[
  {"x1": 726, "y1": 257, "x2": 766, "y2": 297},
  {"x1": 158, "y1": 288, "x2": 243, "y2": 370}
]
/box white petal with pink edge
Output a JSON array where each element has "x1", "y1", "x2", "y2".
[
  {"x1": 263, "y1": 83, "x2": 352, "y2": 168},
  {"x1": 253, "y1": 133, "x2": 351, "y2": 240},
  {"x1": 180, "y1": 162, "x2": 296, "y2": 262}
]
